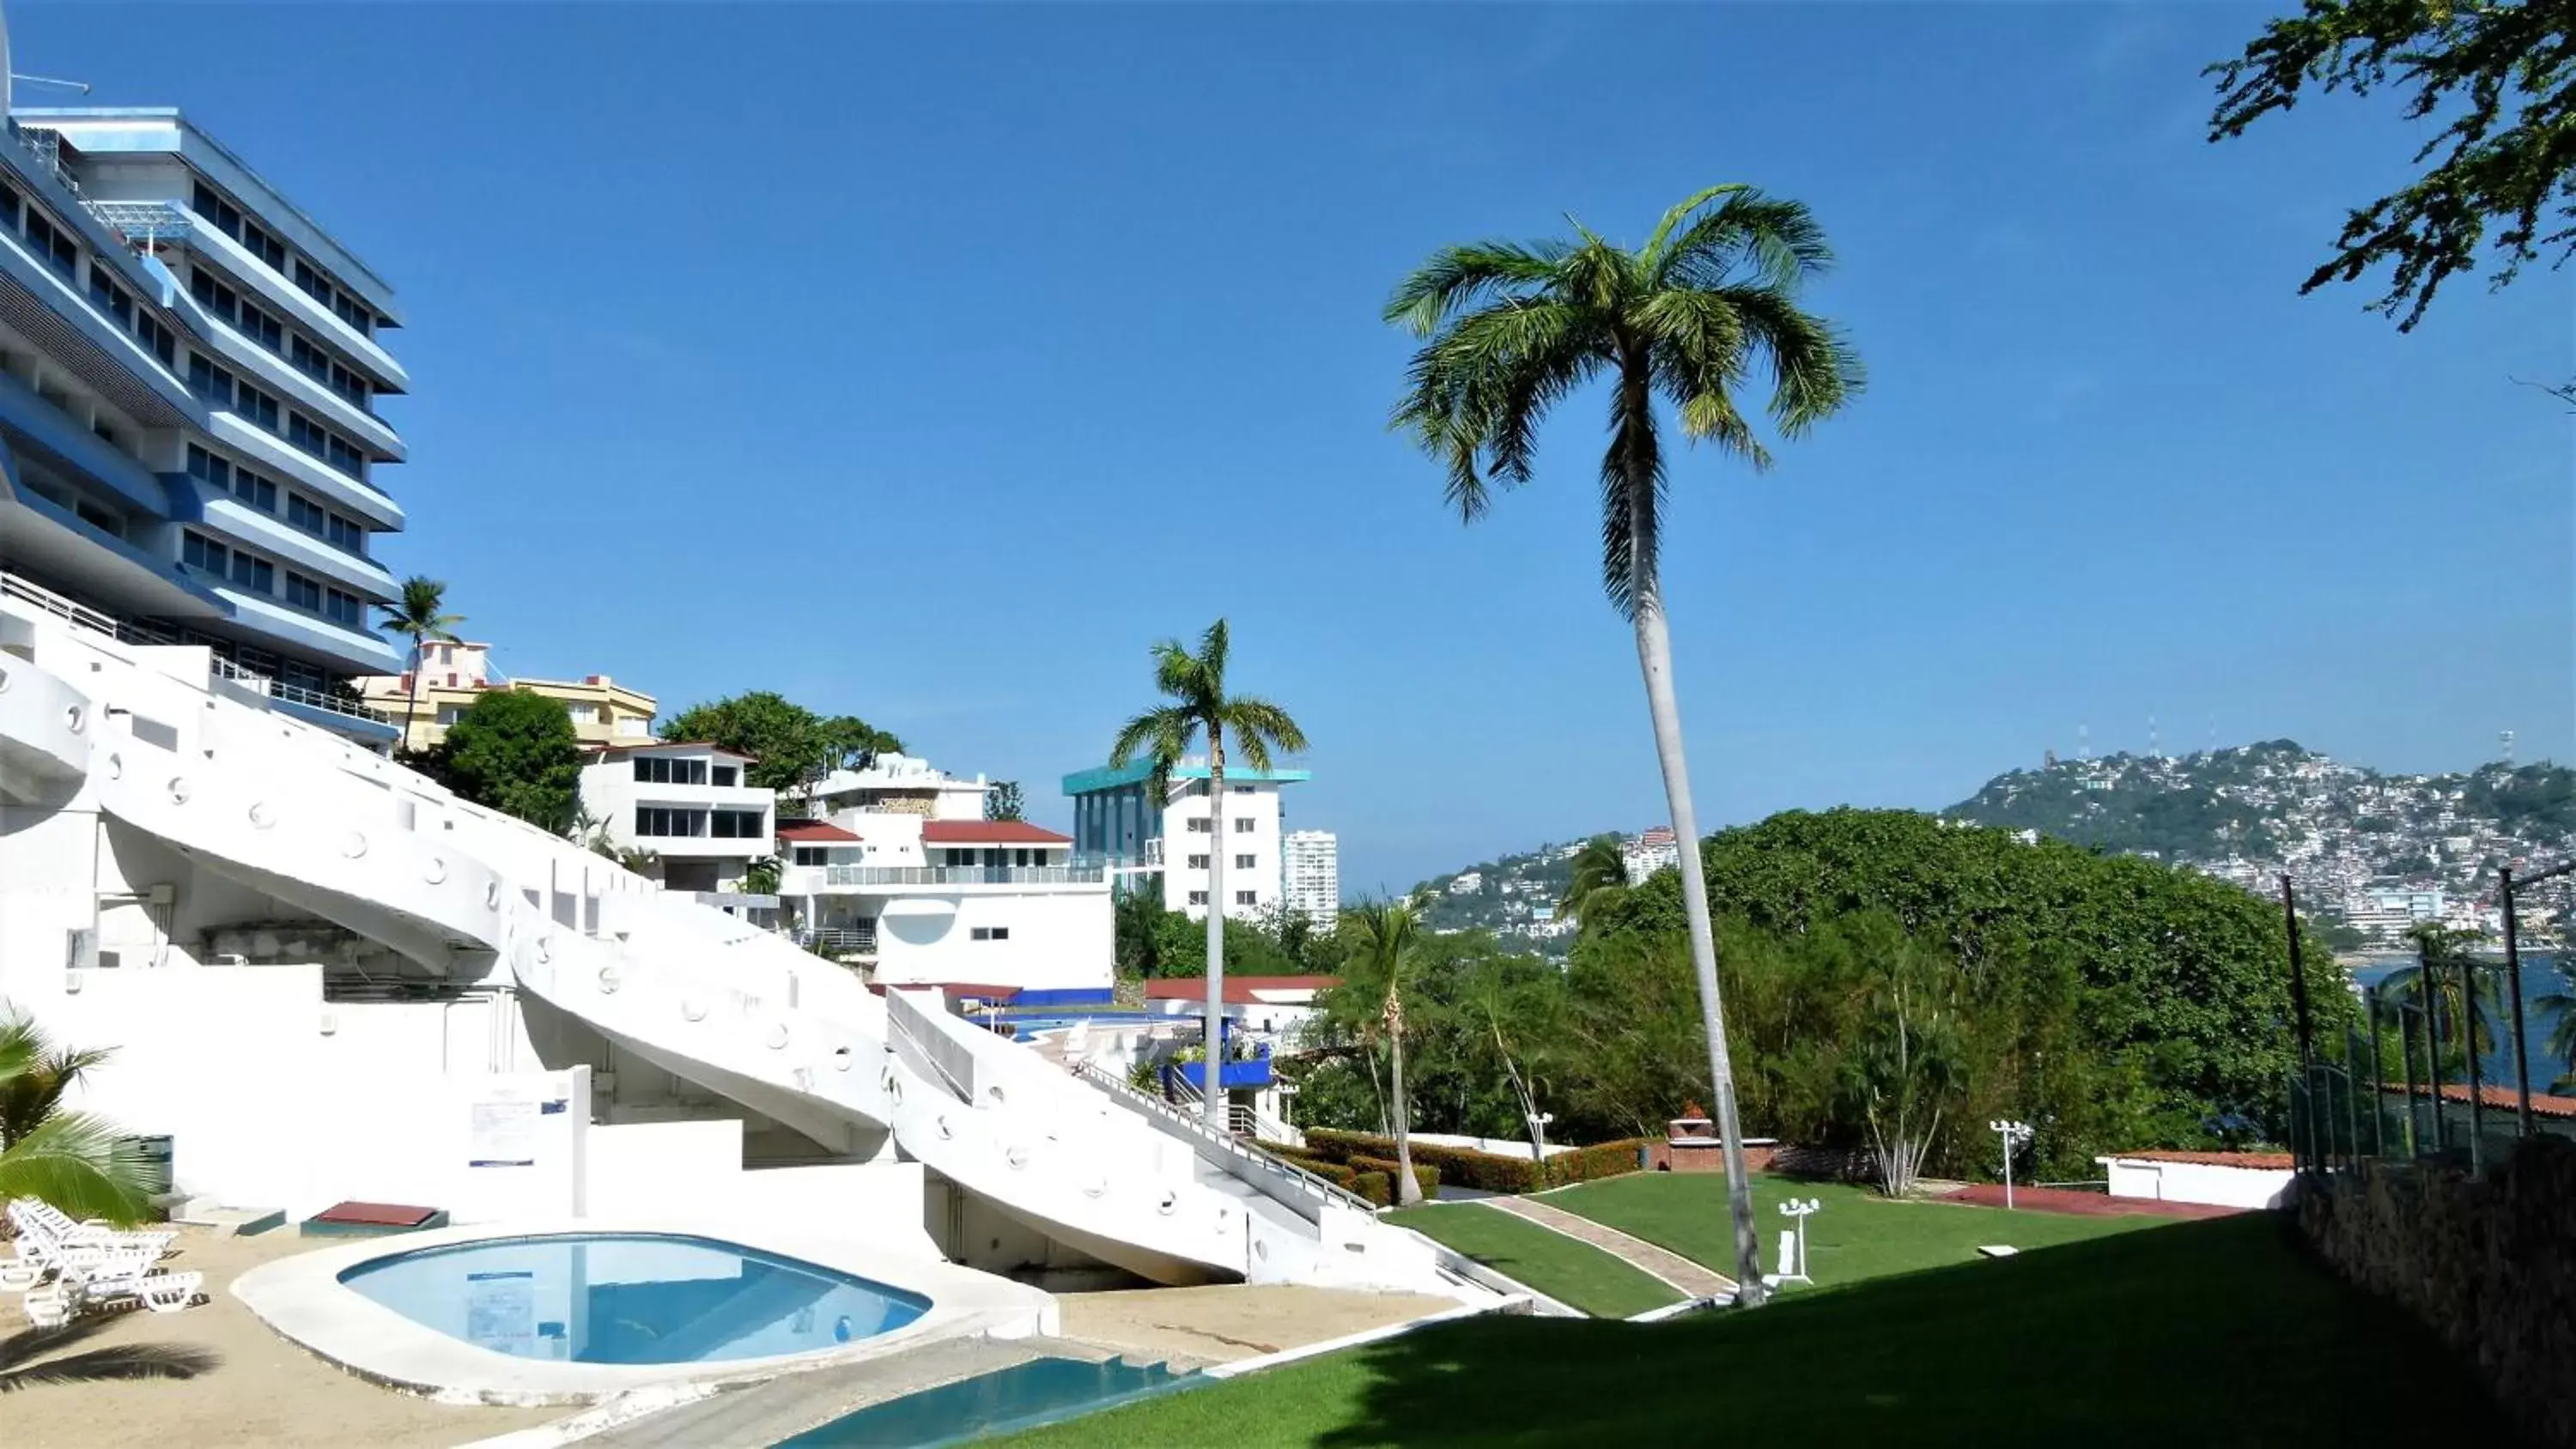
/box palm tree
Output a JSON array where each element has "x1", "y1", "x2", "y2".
[
  {"x1": 2537, "y1": 959, "x2": 2576, "y2": 1092},
  {"x1": 375, "y1": 575, "x2": 465, "y2": 753},
  {"x1": 1110, "y1": 620, "x2": 1309, "y2": 1127},
  {"x1": 2386, "y1": 923, "x2": 2505, "y2": 1070},
  {"x1": 1387, "y1": 184, "x2": 1862, "y2": 1301},
  {"x1": 1347, "y1": 901, "x2": 1428, "y2": 1205},
  {"x1": 1557, "y1": 834, "x2": 1630, "y2": 925},
  {"x1": 0, "y1": 1009, "x2": 155, "y2": 1225}
]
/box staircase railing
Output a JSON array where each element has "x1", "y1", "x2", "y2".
[{"x1": 1074, "y1": 1060, "x2": 1375, "y2": 1221}]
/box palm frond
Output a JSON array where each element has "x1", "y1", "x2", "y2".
[
  {"x1": 1194, "y1": 618, "x2": 1230, "y2": 693},
  {"x1": 1643, "y1": 183, "x2": 1756, "y2": 268},
  {"x1": 1220, "y1": 696, "x2": 1308, "y2": 773},
  {"x1": 1381, "y1": 240, "x2": 1566, "y2": 336},
  {"x1": 1598, "y1": 376, "x2": 1668, "y2": 620},
  {"x1": 1707, "y1": 284, "x2": 1866, "y2": 437},
  {"x1": 1656, "y1": 187, "x2": 1835, "y2": 293},
  {"x1": 0, "y1": 1110, "x2": 153, "y2": 1225},
  {"x1": 0, "y1": 1336, "x2": 219, "y2": 1391}
]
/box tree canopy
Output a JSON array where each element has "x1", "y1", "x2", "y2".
[
  {"x1": 437, "y1": 689, "x2": 584, "y2": 833},
  {"x1": 660, "y1": 692, "x2": 902, "y2": 801},
  {"x1": 2208, "y1": 0, "x2": 2575, "y2": 330}
]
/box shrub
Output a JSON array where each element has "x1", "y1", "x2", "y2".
[
  {"x1": 1351, "y1": 1170, "x2": 1392, "y2": 1205},
  {"x1": 1542, "y1": 1138, "x2": 1650, "y2": 1187},
  {"x1": 1352, "y1": 1154, "x2": 1441, "y2": 1203},
  {"x1": 1301, "y1": 1127, "x2": 1647, "y2": 1193}
]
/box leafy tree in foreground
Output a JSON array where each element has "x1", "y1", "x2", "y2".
[
  {"x1": 1110, "y1": 619, "x2": 1308, "y2": 1127},
  {"x1": 661, "y1": 692, "x2": 902, "y2": 803},
  {"x1": 438, "y1": 689, "x2": 583, "y2": 833},
  {"x1": 375, "y1": 575, "x2": 463, "y2": 754},
  {"x1": 1387, "y1": 183, "x2": 1862, "y2": 1300},
  {"x1": 0, "y1": 1008, "x2": 155, "y2": 1224},
  {"x1": 1557, "y1": 834, "x2": 1630, "y2": 925},
  {"x1": 1343, "y1": 902, "x2": 1431, "y2": 1206},
  {"x1": 985, "y1": 780, "x2": 1024, "y2": 822},
  {"x1": 2208, "y1": 0, "x2": 2574, "y2": 332}
]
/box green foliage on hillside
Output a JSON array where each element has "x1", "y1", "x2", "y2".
[
  {"x1": 659, "y1": 691, "x2": 901, "y2": 801},
  {"x1": 2461, "y1": 763, "x2": 2576, "y2": 834}
]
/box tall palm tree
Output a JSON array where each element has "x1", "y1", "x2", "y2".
[
  {"x1": 375, "y1": 575, "x2": 464, "y2": 753},
  {"x1": 1558, "y1": 834, "x2": 1630, "y2": 925},
  {"x1": 2386, "y1": 922, "x2": 2505, "y2": 1070},
  {"x1": 0, "y1": 1009, "x2": 154, "y2": 1225},
  {"x1": 1388, "y1": 184, "x2": 1863, "y2": 1302},
  {"x1": 1347, "y1": 900, "x2": 1428, "y2": 1205},
  {"x1": 1110, "y1": 620, "x2": 1309, "y2": 1126}
]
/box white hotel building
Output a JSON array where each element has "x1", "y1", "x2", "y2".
[
  {"x1": 575, "y1": 740, "x2": 773, "y2": 903},
  {"x1": 1062, "y1": 760, "x2": 1308, "y2": 920},
  {"x1": 1282, "y1": 828, "x2": 1340, "y2": 933}
]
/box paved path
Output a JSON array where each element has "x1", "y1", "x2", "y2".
[
  {"x1": 1481, "y1": 1195, "x2": 1736, "y2": 1298},
  {"x1": 1936, "y1": 1184, "x2": 2243, "y2": 1220}
]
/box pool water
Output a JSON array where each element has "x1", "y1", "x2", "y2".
[{"x1": 339, "y1": 1234, "x2": 929, "y2": 1366}]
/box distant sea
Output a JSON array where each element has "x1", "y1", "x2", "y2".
[{"x1": 2347, "y1": 953, "x2": 2571, "y2": 1098}]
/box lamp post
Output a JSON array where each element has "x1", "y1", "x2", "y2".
[
  {"x1": 1990, "y1": 1119, "x2": 2033, "y2": 1209},
  {"x1": 1528, "y1": 1110, "x2": 1555, "y2": 1164},
  {"x1": 1777, "y1": 1197, "x2": 1820, "y2": 1286}
]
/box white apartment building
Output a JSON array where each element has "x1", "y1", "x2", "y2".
[
  {"x1": 1063, "y1": 760, "x2": 1307, "y2": 921},
  {"x1": 1624, "y1": 826, "x2": 1680, "y2": 884},
  {"x1": 809, "y1": 753, "x2": 992, "y2": 822},
  {"x1": 1281, "y1": 828, "x2": 1340, "y2": 933},
  {"x1": 576, "y1": 741, "x2": 773, "y2": 899}
]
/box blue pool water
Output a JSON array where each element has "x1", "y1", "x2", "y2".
[{"x1": 339, "y1": 1234, "x2": 929, "y2": 1366}]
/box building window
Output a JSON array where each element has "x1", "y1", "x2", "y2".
[
  {"x1": 288, "y1": 494, "x2": 326, "y2": 534},
  {"x1": 1187, "y1": 891, "x2": 1208, "y2": 906},
  {"x1": 1186, "y1": 817, "x2": 1211, "y2": 833},
  {"x1": 793, "y1": 846, "x2": 828, "y2": 867},
  {"x1": 711, "y1": 765, "x2": 738, "y2": 787},
  {"x1": 1236, "y1": 890, "x2": 1258, "y2": 906},
  {"x1": 283, "y1": 571, "x2": 321, "y2": 610},
  {"x1": 324, "y1": 588, "x2": 362, "y2": 627},
  {"x1": 709, "y1": 809, "x2": 766, "y2": 840},
  {"x1": 634, "y1": 806, "x2": 708, "y2": 838},
  {"x1": 1233, "y1": 817, "x2": 1255, "y2": 833},
  {"x1": 194, "y1": 444, "x2": 281, "y2": 515},
  {"x1": 1234, "y1": 785, "x2": 1254, "y2": 793},
  {"x1": 1187, "y1": 854, "x2": 1210, "y2": 870},
  {"x1": 632, "y1": 756, "x2": 708, "y2": 785},
  {"x1": 135, "y1": 315, "x2": 176, "y2": 367},
  {"x1": 181, "y1": 530, "x2": 225, "y2": 573},
  {"x1": 88, "y1": 269, "x2": 133, "y2": 324},
  {"x1": 231, "y1": 552, "x2": 275, "y2": 595},
  {"x1": 1235, "y1": 854, "x2": 1255, "y2": 870},
  {"x1": 326, "y1": 514, "x2": 363, "y2": 552},
  {"x1": 970, "y1": 926, "x2": 1011, "y2": 942}
]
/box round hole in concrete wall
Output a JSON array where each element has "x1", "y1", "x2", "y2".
[
  {"x1": 340, "y1": 832, "x2": 367, "y2": 859},
  {"x1": 830, "y1": 1046, "x2": 853, "y2": 1071},
  {"x1": 766, "y1": 1024, "x2": 789, "y2": 1050},
  {"x1": 423, "y1": 858, "x2": 447, "y2": 885},
  {"x1": 167, "y1": 777, "x2": 191, "y2": 805},
  {"x1": 248, "y1": 803, "x2": 276, "y2": 829},
  {"x1": 682, "y1": 999, "x2": 708, "y2": 1022},
  {"x1": 597, "y1": 967, "x2": 620, "y2": 994}
]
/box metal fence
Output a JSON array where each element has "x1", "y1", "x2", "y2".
[{"x1": 2287, "y1": 973, "x2": 2574, "y2": 1178}]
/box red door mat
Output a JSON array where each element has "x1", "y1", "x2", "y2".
[{"x1": 309, "y1": 1201, "x2": 443, "y2": 1228}]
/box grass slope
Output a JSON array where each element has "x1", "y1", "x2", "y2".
[
  {"x1": 1381, "y1": 1203, "x2": 1681, "y2": 1319},
  {"x1": 997, "y1": 1215, "x2": 2505, "y2": 1447},
  {"x1": 1544, "y1": 1173, "x2": 2158, "y2": 1290}
]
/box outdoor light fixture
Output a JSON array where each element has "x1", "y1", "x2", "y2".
[{"x1": 1990, "y1": 1119, "x2": 2034, "y2": 1209}]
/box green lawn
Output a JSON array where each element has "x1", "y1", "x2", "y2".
[
  {"x1": 1543, "y1": 1173, "x2": 2160, "y2": 1291},
  {"x1": 994, "y1": 1213, "x2": 2506, "y2": 1447},
  {"x1": 1380, "y1": 1202, "x2": 1682, "y2": 1319}
]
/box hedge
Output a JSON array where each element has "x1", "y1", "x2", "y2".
[
  {"x1": 1351, "y1": 1154, "x2": 1441, "y2": 1205},
  {"x1": 1301, "y1": 1128, "x2": 1647, "y2": 1193}
]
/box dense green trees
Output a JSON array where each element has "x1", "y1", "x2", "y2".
[
  {"x1": 436, "y1": 689, "x2": 584, "y2": 832},
  {"x1": 660, "y1": 692, "x2": 902, "y2": 803},
  {"x1": 1291, "y1": 809, "x2": 2336, "y2": 1188}
]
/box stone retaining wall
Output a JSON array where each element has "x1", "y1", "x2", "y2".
[{"x1": 2296, "y1": 1136, "x2": 2576, "y2": 1448}]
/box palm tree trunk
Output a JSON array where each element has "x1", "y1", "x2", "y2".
[
  {"x1": 1203, "y1": 729, "x2": 1228, "y2": 1128},
  {"x1": 403, "y1": 636, "x2": 428, "y2": 753},
  {"x1": 1631, "y1": 554, "x2": 1767, "y2": 1305},
  {"x1": 1389, "y1": 987, "x2": 1423, "y2": 1207}
]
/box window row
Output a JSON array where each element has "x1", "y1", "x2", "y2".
[
  {"x1": 1185, "y1": 891, "x2": 1263, "y2": 907},
  {"x1": 633, "y1": 806, "x2": 767, "y2": 839},
  {"x1": 939, "y1": 847, "x2": 1054, "y2": 868},
  {"x1": 188, "y1": 445, "x2": 370, "y2": 557},
  {"x1": 196, "y1": 180, "x2": 380, "y2": 338},
  {"x1": 1183, "y1": 816, "x2": 1260, "y2": 834},
  {"x1": 0, "y1": 181, "x2": 77, "y2": 278},
  {"x1": 88, "y1": 267, "x2": 179, "y2": 369},
  {"x1": 285, "y1": 407, "x2": 369, "y2": 478},
  {"x1": 187, "y1": 353, "x2": 279, "y2": 429},
  {"x1": 191, "y1": 265, "x2": 377, "y2": 411},
  {"x1": 1183, "y1": 854, "x2": 1261, "y2": 871},
  {"x1": 969, "y1": 926, "x2": 1012, "y2": 942},
  {"x1": 631, "y1": 756, "x2": 740, "y2": 787},
  {"x1": 181, "y1": 530, "x2": 364, "y2": 627}
]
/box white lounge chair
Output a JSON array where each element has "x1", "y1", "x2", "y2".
[
  {"x1": 9, "y1": 1198, "x2": 177, "y2": 1259},
  {"x1": 20, "y1": 1279, "x2": 76, "y2": 1330},
  {"x1": 76, "y1": 1264, "x2": 203, "y2": 1314}
]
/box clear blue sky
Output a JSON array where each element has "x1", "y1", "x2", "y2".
[{"x1": 29, "y1": 3, "x2": 2567, "y2": 895}]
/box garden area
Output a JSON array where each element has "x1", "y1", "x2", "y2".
[{"x1": 994, "y1": 1213, "x2": 2512, "y2": 1447}]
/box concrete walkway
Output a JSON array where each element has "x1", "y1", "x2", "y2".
[{"x1": 1482, "y1": 1196, "x2": 1736, "y2": 1299}]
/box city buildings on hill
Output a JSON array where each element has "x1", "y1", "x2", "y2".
[
  {"x1": 1063, "y1": 757, "x2": 1308, "y2": 922},
  {"x1": 0, "y1": 106, "x2": 412, "y2": 744},
  {"x1": 355, "y1": 638, "x2": 656, "y2": 750},
  {"x1": 1282, "y1": 828, "x2": 1340, "y2": 932}
]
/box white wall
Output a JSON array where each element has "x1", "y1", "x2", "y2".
[
  {"x1": 1162, "y1": 780, "x2": 1284, "y2": 919},
  {"x1": 2099, "y1": 1156, "x2": 2291, "y2": 1210},
  {"x1": 870, "y1": 891, "x2": 1111, "y2": 991},
  {"x1": 584, "y1": 1120, "x2": 939, "y2": 1257}
]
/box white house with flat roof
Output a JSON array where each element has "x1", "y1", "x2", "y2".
[
  {"x1": 809, "y1": 753, "x2": 991, "y2": 822},
  {"x1": 1063, "y1": 759, "x2": 1308, "y2": 921},
  {"x1": 577, "y1": 741, "x2": 773, "y2": 902}
]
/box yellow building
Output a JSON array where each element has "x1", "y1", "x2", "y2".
[{"x1": 356, "y1": 640, "x2": 658, "y2": 752}]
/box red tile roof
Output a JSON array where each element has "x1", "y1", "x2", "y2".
[
  {"x1": 582, "y1": 740, "x2": 757, "y2": 761},
  {"x1": 1145, "y1": 975, "x2": 1341, "y2": 1003},
  {"x1": 777, "y1": 822, "x2": 862, "y2": 843},
  {"x1": 920, "y1": 820, "x2": 1072, "y2": 845},
  {"x1": 2414, "y1": 1082, "x2": 2576, "y2": 1119},
  {"x1": 2108, "y1": 1150, "x2": 2296, "y2": 1171}
]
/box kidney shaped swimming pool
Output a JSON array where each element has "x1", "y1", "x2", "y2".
[{"x1": 339, "y1": 1233, "x2": 930, "y2": 1366}]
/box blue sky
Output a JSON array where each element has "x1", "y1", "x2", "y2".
[{"x1": 27, "y1": 3, "x2": 2567, "y2": 895}]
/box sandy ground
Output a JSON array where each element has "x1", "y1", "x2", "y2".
[
  {"x1": 1054, "y1": 1284, "x2": 1459, "y2": 1367},
  {"x1": 1, "y1": 1226, "x2": 556, "y2": 1449}
]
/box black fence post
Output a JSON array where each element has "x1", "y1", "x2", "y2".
[
  {"x1": 2398, "y1": 998, "x2": 2421, "y2": 1155},
  {"x1": 2461, "y1": 947, "x2": 2486, "y2": 1173},
  {"x1": 2282, "y1": 876, "x2": 2315, "y2": 1070},
  {"x1": 2502, "y1": 866, "x2": 2535, "y2": 1139},
  {"x1": 2366, "y1": 987, "x2": 2388, "y2": 1158}
]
